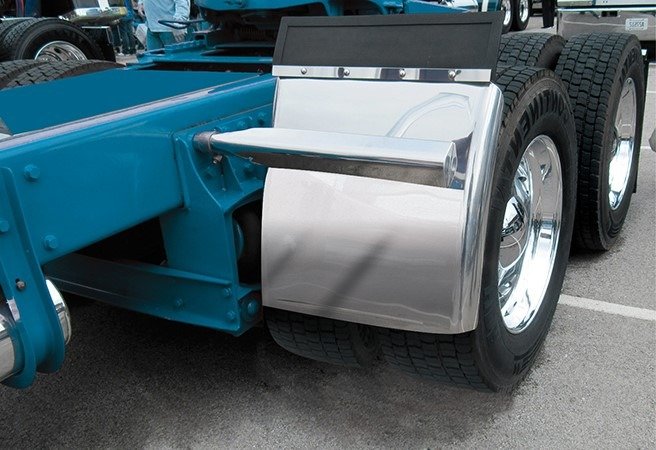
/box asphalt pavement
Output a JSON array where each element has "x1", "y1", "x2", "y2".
[{"x1": 1, "y1": 17, "x2": 655, "y2": 449}]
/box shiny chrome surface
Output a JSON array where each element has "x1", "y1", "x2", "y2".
[
  {"x1": 46, "y1": 280, "x2": 71, "y2": 344},
  {"x1": 444, "y1": 0, "x2": 480, "y2": 10},
  {"x1": 35, "y1": 41, "x2": 87, "y2": 61},
  {"x1": 210, "y1": 128, "x2": 457, "y2": 187},
  {"x1": 0, "y1": 314, "x2": 18, "y2": 382},
  {"x1": 498, "y1": 135, "x2": 562, "y2": 334},
  {"x1": 608, "y1": 78, "x2": 637, "y2": 210},
  {"x1": 519, "y1": 0, "x2": 530, "y2": 23},
  {"x1": 272, "y1": 66, "x2": 492, "y2": 83},
  {"x1": 502, "y1": 0, "x2": 512, "y2": 27},
  {"x1": 61, "y1": 7, "x2": 128, "y2": 24},
  {"x1": 262, "y1": 78, "x2": 504, "y2": 333}
]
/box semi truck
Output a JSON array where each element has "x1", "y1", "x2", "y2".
[
  {"x1": 0, "y1": 0, "x2": 126, "y2": 61},
  {"x1": 0, "y1": 0, "x2": 647, "y2": 393}
]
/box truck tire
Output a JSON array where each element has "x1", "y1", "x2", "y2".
[
  {"x1": 501, "y1": 0, "x2": 514, "y2": 34},
  {"x1": 266, "y1": 308, "x2": 380, "y2": 367},
  {"x1": 0, "y1": 20, "x2": 32, "y2": 60},
  {"x1": 378, "y1": 67, "x2": 578, "y2": 392},
  {"x1": 498, "y1": 33, "x2": 564, "y2": 70},
  {"x1": 3, "y1": 60, "x2": 121, "y2": 88},
  {"x1": 512, "y1": 0, "x2": 532, "y2": 31},
  {"x1": 0, "y1": 18, "x2": 104, "y2": 62},
  {"x1": 0, "y1": 60, "x2": 46, "y2": 89},
  {"x1": 555, "y1": 33, "x2": 645, "y2": 250}
]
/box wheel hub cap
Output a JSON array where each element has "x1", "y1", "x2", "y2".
[
  {"x1": 608, "y1": 78, "x2": 637, "y2": 210},
  {"x1": 502, "y1": 0, "x2": 512, "y2": 26},
  {"x1": 34, "y1": 41, "x2": 87, "y2": 61},
  {"x1": 519, "y1": 0, "x2": 530, "y2": 22},
  {"x1": 498, "y1": 135, "x2": 563, "y2": 334}
]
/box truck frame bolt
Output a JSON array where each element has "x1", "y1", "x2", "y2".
[
  {"x1": 222, "y1": 288, "x2": 232, "y2": 298},
  {"x1": 0, "y1": 220, "x2": 9, "y2": 233},
  {"x1": 343, "y1": 68, "x2": 350, "y2": 76},
  {"x1": 226, "y1": 310, "x2": 237, "y2": 322},
  {"x1": 399, "y1": 69, "x2": 406, "y2": 78},
  {"x1": 15, "y1": 280, "x2": 26, "y2": 291},
  {"x1": 43, "y1": 235, "x2": 59, "y2": 250},
  {"x1": 300, "y1": 67, "x2": 307, "y2": 75},
  {"x1": 23, "y1": 164, "x2": 41, "y2": 181}
]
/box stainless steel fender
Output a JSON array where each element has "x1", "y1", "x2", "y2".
[{"x1": 212, "y1": 77, "x2": 504, "y2": 334}]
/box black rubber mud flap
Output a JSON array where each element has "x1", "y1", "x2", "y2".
[{"x1": 273, "y1": 12, "x2": 503, "y2": 78}]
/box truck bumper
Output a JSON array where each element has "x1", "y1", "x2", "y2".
[{"x1": 558, "y1": 7, "x2": 656, "y2": 43}]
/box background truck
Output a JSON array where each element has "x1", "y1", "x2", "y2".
[
  {"x1": 558, "y1": 0, "x2": 656, "y2": 57},
  {"x1": 0, "y1": 0, "x2": 126, "y2": 61},
  {"x1": 0, "y1": 0, "x2": 647, "y2": 393}
]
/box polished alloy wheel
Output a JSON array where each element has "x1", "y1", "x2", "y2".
[
  {"x1": 608, "y1": 78, "x2": 637, "y2": 210},
  {"x1": 35, "y1": 41, "x2": 87, "y2": 61},
  {"x1": 502, "y1": 0, "x2": 512, "y2": 27},
  {"x1": 519, "y1": 0, "x2": 530, "y2": 22},
  {"x1": 498, "y1": 135, "x2": 563, "y2": 334}
]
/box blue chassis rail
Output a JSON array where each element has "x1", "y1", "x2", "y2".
[{"x1": 0, "y1": 68, "x2": 275, "y2": 387}]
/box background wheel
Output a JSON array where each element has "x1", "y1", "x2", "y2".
[
  {"x1": 0, "y1": 20, "x2": 33, "y2": 61},
  {"x1": 0, "y1": 18, "x2": 104, "y2": 62},
  {"x1": 501, "y1": 0, "x2": 514, "y2": 34},
  {"x1": 2, "y1": 60, "x2": 121, "y2": 89},
  {"x1": 555, "y1": 33, "x2": 646, "y2": 250},
  {"x1": 378, "y1": 67, "x2": 578, "y2": 392},
  {"x1": 266, "y1": 308, "x2": 380, "y2": 367},
  {"x1": 498, "y1": 33, "x2": 565, "y2": 70},
  {"x1": 513, "y1": 0, "x2": 532, "y2": 31},
  {"x1": 0, "y1": 60, "x2": 46, "y2": 89}
]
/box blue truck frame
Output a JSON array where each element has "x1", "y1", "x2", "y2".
[{"x1": 0, "y1": 0, "x2": 501, "y2": 388}]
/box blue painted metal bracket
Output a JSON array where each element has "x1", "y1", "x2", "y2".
[{"x1": 0, "y1": 71, "x2": 275, "y2": 387}]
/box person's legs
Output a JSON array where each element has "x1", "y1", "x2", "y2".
[
  {"x1": 120, "y1": 19, "x2": 135, "y2": 54},
  {"x1": 158, "y1": 32, "x2": 178, "y2": 47},
  {"x1": 542, "y1": 0, "x2": 555, "y2": 28},
  {"x1": 111, "y1": 24, "x2": 122, "y2": 53},
  {"x1": 146, "y1": 29, "x2": 163, "y2": 51}
]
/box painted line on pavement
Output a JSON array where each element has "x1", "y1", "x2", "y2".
[{"x1": 559, "y1": 294, "x2": 656, "y2": 321}]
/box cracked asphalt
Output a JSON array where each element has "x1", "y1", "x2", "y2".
[{"x1": 1, "y1": 17, "x2": 655, "y2": 450}]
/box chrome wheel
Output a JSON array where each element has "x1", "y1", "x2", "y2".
[
  {"x1": 502, "y1": 0, "x2": 512, "y2": 27},
  {"x1": 498, "y1": 135, "x2": 562, "y2": 334},
  {"x1": 519, "y1": 0, "x2": 530, "y2": 22},
  {"x1": 34, "y1": 41, "x2": 87, "y2": 61},
  {"x1": 608, "y1": 78, "x2": 637, "y2": 210}
]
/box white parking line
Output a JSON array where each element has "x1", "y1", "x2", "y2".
[
  {"x1": 647, "y1": 91, "x2": 656, "y2": 94},
  {"x1": 559, "y1": 294, "x2": 656, "y2": 321}
]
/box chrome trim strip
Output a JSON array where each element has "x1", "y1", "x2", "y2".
[
  {"x1": 209, "y1": 128, "x2": 456, "y2": 187},
  {"x1": 61, "y1": 7, "x2": 127, "y2": 23},
  {"x1": 272, "y1": 65, "x2": 492, "y2": 83}
]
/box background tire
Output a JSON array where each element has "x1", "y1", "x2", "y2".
[
  {"x1": 555, "y1": 33, "x2": 646, "y2": 250},
  {"x1": 3, "y1": 60, "x2": 121, "y2": 89},
  {"x1": 266, "y1": 308, "x2": 380, "y2": 367},
  {"x1": 498, "y1": 33, "x2": 565, "y2": 70},
  {"x1": 378, "y1": 67, "x2": 578, "y2": 392},
  {"x1": 512, "y1": 0, "x2": 532, "y2": 31},
  {"x1": 0, "y1": 18, "x2": 104, "y2": 62},
  {"x1": 0, "y1": 60, "x2": 46, "y2": 89},
  {"x1": 501, "y1": 0, "x2": 514, "y2": 34}
]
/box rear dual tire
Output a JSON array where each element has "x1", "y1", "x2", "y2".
[{"x1": 267, "y1": 67, "x2": 578, "y2": 391}]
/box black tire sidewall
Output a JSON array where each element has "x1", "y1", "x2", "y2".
[
  {"x1": 513, "y1": 0, "x2": 531, "y2": 31},
  {"x1": 12, "y1": 21, "x2": 102, "y2": 60},
  {"x1": 596, "y1": 42, "x2": 645, "y2": 246},
  {"x1": 473, "y1": 76, "x2": 577, "y2": 391}
]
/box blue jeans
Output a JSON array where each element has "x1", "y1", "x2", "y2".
[
  {"x1": 146, "y1": 30, "x2": 178, "y2": 51},
  {"x1": 119, "y1": 18, "x2": 135, "y2": 54}
]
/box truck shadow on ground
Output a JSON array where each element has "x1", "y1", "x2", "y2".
[{"x1": 0, "y1": 296, "x2": 517, "y2": 447}]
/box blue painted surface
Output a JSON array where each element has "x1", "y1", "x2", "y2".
[{"x1": 0, "y1": 72, "x2": 275, "y2": 387}]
